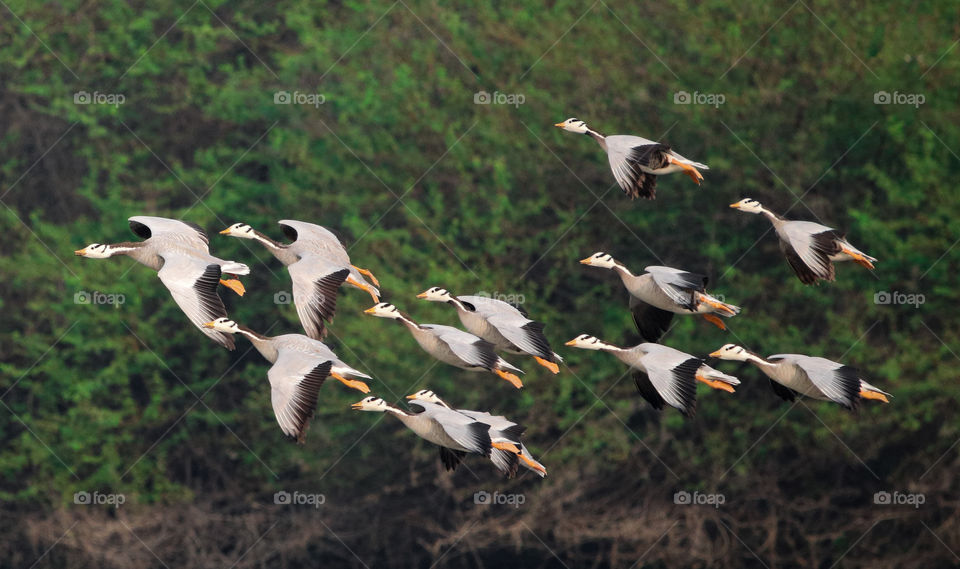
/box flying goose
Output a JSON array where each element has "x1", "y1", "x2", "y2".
[
  {"x1": 554, "y1": 117, "x2": 708, "y2": 199},
  {"x1": 406, "y1": 389, "x2": 547, "y2": 477},
  {"x1": 352, "y1": 396, "x2": 525, "y2": 477},
  {"x1": 580, "y1": 252, "x2": 740, "y2": 342},
  {"x1": 364, "y1": 302, "x2": 524, "y2": 388},
  {"x1": 75, "y1": 216, "x2": 249, "y2": 349},
  {"x1": 416, "y1": 288, "x2": 562, "y2": 374},
  {"x1": 729, "y1": 198, "x2": 877, "y2": 285},
  {"x1": 565, "y1": 334, "x2": 740, "y2": 416},
  {"x1": 203, "y1": 318, "x2": 371, "y2": 442},
  {"x1": 709, "y1": 344, "x2": 890, "y2": 409},
  {"x1": 220, "y1": 220, "x2": 380, "y2": 339}
]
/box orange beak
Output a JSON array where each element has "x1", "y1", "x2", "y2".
[
  {"x1": 74, "y1": 249, "x2": 86, "y2": 256},
  {"x1": 416, "y1": 292, "x2": 427, "y2": 299},
  {"x1": 405, "y1": 394, "x2": 417, "y2": 399},
  {"x1": 729, "y1": 202, "x2": 741, "y2": 209},
  {"x1": 709, "y1": 349, "x2": 723, "y2": 357},
  {"x1": 203, "y1": 321, "x2": 216, "y2": 328},
  {"x1": 579, "y1": 257, "x2": 592, "y2": 265},
  {"x1": 554, "y1": 122, "x2": 566, "y2": 128},
  {"x1": 363, "y1": 307, "x2": 377, "y2": 314},
  {"x1": 350, "y1": 401, "x2": 364, "y2": 410},
  {"x1": 219, "y1": 228, "x2": 231, "y2": 235},
  {"x1": 564, "y1": 339, "x2": 577, "y2": 346}
]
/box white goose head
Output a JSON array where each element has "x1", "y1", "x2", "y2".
[
  {"x1": 74, "y1": 243, "x2": 124, "y2": 258},
  {"x1": 709, "y1": 343, "x2": 751, "y2": 361},
  {"x1": 579, "y1": 251, "x2": 617, "y2": 269},
  {"x1": 416, "y1": 287, "x2": 454, "y2": 302},
  {"x1": 220, "y1": 222, "x2": 256, "y2": 238},
  {"x1": 364, "y1": 302, "x2": 403, "y2": 320},
  {"x1": 405, "y1": 389, "x2": 442, "y2": 404},
  {"x1": 554, "y1": 117, "x2": 590, "y2": 134},
  {"x1": 729, "y1": 198, "x2": 765, "y2": 214},
  {"x1": 351, "y1": 396, "x2": 391, "y2": 412},
  {"x1": 565, "y1": 334, "x2": 614, "y2": 351},
  {"x1": 203, "y1": 317, "x2": 240, "y2": 334}
]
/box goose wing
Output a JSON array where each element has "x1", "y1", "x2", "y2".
[
  {"x1": 779, "y1": 221, "x2": 842, "y2": 284},
  {"x1": 422, "y1": 324, "x2": 500, "y2": 369},
  {"x1": 287, "y1": 255, "x2": 350, "y2": 339},
  {"x1": 279, "y1": 220, "x2": 350, "y2": 265},
  {"x1": 408, "y1": 401, "x2": 492, "y2": 455},
  {"x1": 645, "y1": 265, "x2": 707, "y2": 310},
  {"x1": 606, "y1": 135, "x2": 670, "y2": 199},
  {"x1": 267, "y1": 347, "x2": 333, "y2": 442},
  {"x1": 156, "y1": 253, "x2": 234, "y2": 349},
  {"x1": 635, "y1": 344, "x2": 699, "y2": 416},
  {"x1": 629, "y1": 296, "x2": 675, "y2": 343},
  {"x1": 130, "y1": 216, "x2": 209, "y2": 252},
  {"x1": 768, "y1": 354, "x2": 860, "y2": 409},
  {"x1": 456, "y1": 296, "x2": 556, "y2": 360}
]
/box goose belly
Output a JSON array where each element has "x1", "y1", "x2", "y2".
[
  {"x1": 627, "y1": 278, "x2": 694, "y2": 314},
  {"x1": 413, "y1": 333, "x2": 474, "y2": 369},
  {"x1": 402, "y1": 415, "x2": 467, "y2": 451},
  {"x1": 642, "y1": 163, "x2": 684, "y2": 175},
  {"x1": 764, "y1": 365, "x2": 830, "y2": 400}
]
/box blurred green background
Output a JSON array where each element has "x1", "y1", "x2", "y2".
[{"x1": 1, "y1": 0, "x2": 957, "y2": 567}]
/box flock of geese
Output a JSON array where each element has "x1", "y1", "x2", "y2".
[{"x1": 72, "y1": 118, "x2": 890, "y2": 479}]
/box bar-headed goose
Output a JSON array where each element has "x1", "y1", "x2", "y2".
[
  {"x1": 75, "y1": 216, "x2": 249, "y2": 349},
  {"x1": 416, "y1": 288, "x2": 562, "y2": 374},
  {"x1": 406, "y1": 389, "x2": 547, "y2": 477},
  {"x1": 729, "y1": 198, "x2": 877, "y2": 285},
  {"x1": 364, "y1": 303, "x2": 524, "y2": 388},
  {"x1": 709, "y1": 344, "x2": 890, "y2": 409},
  {"x1": 554, "y1": 117, "x2": 708, "y2": 199},
  {"x1": 580, "y1": 252, "x2": 740, "y2": 342},
  {"x1": 565, "y1": 335, "x2": 740, "y2": 416},
  {"x1": 203, "y1": 318, "x2": 371, "y2": 442},
  {"x1": 353, "y1": 396, "x2": 522, "y2": 477},
  {"x1": 220, "y1": 219, "x2": 380, "y2": 339}
]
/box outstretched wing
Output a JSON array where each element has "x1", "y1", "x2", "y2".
[
  {"x1": 268, "y1": 351, "x2": 333, "y2": 442},
  {"x1": 607, "y1": 138, "x2": 670, "y2": 199},
  {"x1": 288, "y1": 256, "x2": 349, "y2": 339},
  {"x1": 629, "y1": 296, "x2": 675, "y2": 343},
  {"x1": 157, "y1": 255, "x2": 234, "y2": 349},
  {"x1": 645, "y1": 265, "x2": 707, "y2": 310},
  {"x1": 130, "y1": 216, "x2": 209, "y2": 252}
]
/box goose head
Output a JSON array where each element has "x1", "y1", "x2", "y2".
[
  {"x1": 364, "y1": 302, "x2": 402, "y2": 319},
  {"x1": 579, "y1": 251, "x2": 617, "y2": 269},
  {"x1": 74, "y1": 243, "x2": 123, "y2": 258},
  {"x1": 406, "y1": 389, "x2": 442, "y2": 404},
  {"x1": 565, "y1": 334, "x2": 612, "y2": 350},
  {"x1": 220, "y1": 222, "x2": 256, "y2": 238},
  {"x1": 351, "y1": 396, "x2": 390, "y2": 412},
  {"x1": 709, "y1": 343, "x2": 751, "y2": 361},
  {"x1": 416, "y1": 287, "x2": 453, "y2": 302},
  {"x1": 554, "y1": 117, "x2": 589, "y2": 134},
  {"x1": 729, "y1": 198, "x2": 764, "y2": 214},
  {"x1": 203, "y1": 317, "x2": 240, "y2": 333}
]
